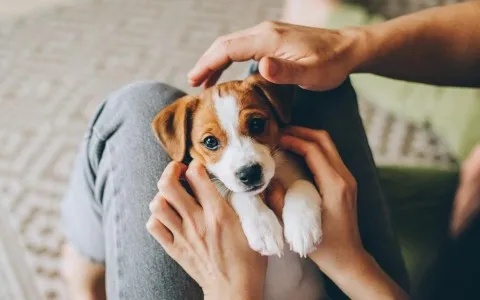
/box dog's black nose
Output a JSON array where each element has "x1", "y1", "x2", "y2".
[{"x1": 236, "y1": 164, "x2": 263, "y2": 186}]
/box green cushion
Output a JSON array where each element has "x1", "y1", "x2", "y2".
[
  {"x1": 378, "y1": 166, "x2": 458, "y2": 286},
  {"x1": 325, "y1": 4, "x2": 480, "y2": 160}
]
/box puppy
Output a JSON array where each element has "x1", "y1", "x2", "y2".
[{"x1": 152, "y1": 74, "x2": 325, "y2": 300}]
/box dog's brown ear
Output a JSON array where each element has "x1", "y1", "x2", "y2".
[
  {"x1": 151, "y1": 95, "x2": 199, "y2": 161},
  {"x1": 244, "y1": 74, "x2": 294, "y2": 124}
]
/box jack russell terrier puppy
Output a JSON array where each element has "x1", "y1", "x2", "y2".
[{"x1": 152, "y1": 74, "x2": 325, "y2": 300}]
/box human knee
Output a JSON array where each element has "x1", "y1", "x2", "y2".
[
  {"x1": 90, "y1": 81, "x2": 185, "y2": 138},
  {"x1": 107, "y1": 81, "x2": 184, "y2": 118}
]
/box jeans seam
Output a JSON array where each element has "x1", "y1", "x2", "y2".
[
  {"x1": 88, "y1": 98, "x2": 121, "y2": 298},
  {"x1": 106, "y1": 140, "x2": 122, "y2": 299}
]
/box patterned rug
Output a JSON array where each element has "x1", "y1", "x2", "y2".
[{"x1": 0, "y1": 0, "x2": 456, "y2": 299}]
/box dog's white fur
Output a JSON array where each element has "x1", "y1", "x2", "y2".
[
  {"x1": 208, "y1": 93, "x2": 275, "y2": 194},
  {"x1": 207, "y1": 94, "x2": 325, "y2": 300}
]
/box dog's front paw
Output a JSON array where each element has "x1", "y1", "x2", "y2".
[
  {"x1": 283, "y1": 180, "x2": 323, "y2": 257},
  {"x1": 242, "y1": 209, "x2": 284, "y2": 257}
]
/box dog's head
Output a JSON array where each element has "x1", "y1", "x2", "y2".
[{"x1": 152, "y1": 74, "x2": 294, "y2": 195}]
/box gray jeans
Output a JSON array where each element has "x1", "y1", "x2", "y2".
[{"x1": 62, "y1": 76, "x2": 409, "y2": 299}]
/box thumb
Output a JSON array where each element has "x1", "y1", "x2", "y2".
[
  {"x1": 258, "y1": 56, "x2": 309, "y2": 86},
  {"x1": 265, "y1": 179, "x2": 286, "y2": 222},
  {"x1": 185, "y1": 160, "x2": 224, "y2": 212}
]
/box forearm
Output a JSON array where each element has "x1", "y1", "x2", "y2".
[
  {"x1": 349, "y1": 1, "x2": 480, "y2": 87},
  {"x1": 312, "y1": 250, "x2": 409, "y2": 300}
]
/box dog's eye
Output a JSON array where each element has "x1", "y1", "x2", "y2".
[
  {"x1": 203, "y1": 136, "x2": 220, "y2": 151},
  {"x1": 249, "y1": 118, "x2": 266, "y2": 135}
]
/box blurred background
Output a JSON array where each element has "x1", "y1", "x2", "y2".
[{"x1": 0, "y1": 0, "x2": 475, "y2": 299}]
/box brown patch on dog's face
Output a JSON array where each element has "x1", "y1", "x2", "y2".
[
  {"x1": 188, "y1": 97, "x2": 227, "y2": 165},
  {"x1": 188, "y1": 81, "x2": 283, "y2": 165},
  {"x1": 236, "y1": 91, "x2": 282, "y2": 153},
  {"x1": 152, "y1": 74, "x2": 293, "y2": 193}
]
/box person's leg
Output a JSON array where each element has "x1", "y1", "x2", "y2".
[
  {"x1": 291, "y1": 83, "x2": 410, "y2": 298},
  {"x1": 61, "y1": 243, "x2": 106, "y2": 300},
  {"x1": 61, "y1": 82, "x2": 202, "y2": 300},
  {"x1": 61, "y1": 72, "x2": 408, "y2": 300}
]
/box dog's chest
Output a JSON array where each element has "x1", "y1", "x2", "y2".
[
  {"x1": 265, "y1": 249, "x2": 324, "y2": 300},
  {"x1": 213, "y1": 151, "x2": 325, "y2": 300},
  {"x1": 264, "y1": 151, "x2": 325, "y2": 300}
]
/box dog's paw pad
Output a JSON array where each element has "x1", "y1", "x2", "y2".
[{"x1": 242, "y1": 210, "x2": 284, "y2": 257}]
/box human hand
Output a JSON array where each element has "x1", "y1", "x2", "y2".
[
  {"x1": 146, "y1": 160, "x2": 266, "y2": 300},
  {"x1": 188, "y1": 21, "x2": 363, "y2": 91},
  {"x1": 451, "y1": 145, "x2": 480, "y2": 236},
  {"x1": 272, "y1": 127, "x2": 408, "y2": 299},
  {"x1": 273, "y1": 126, "x2": 363, "y2": 271}
]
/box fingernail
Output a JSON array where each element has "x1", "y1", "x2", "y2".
[{"x1": 187, "y1": 68, "x2": 196, "y2": 78}]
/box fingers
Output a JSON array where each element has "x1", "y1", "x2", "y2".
[
  {"x1": 202, "y1": 66, "x2": 228, "y2": 89},
  {"x1": 451, "y1": 146, "x2": 480, "y2": 236},
  {"x1": 258, "y1": 57, "x2": 309, "y2": 86},
  {"x1": 158, "y1": 162, "x2": 202, "y2": 219},
  {"x1": 146, "y1": 215, "x2": 174, "y2": 246},
  {"x1": 280, "y1": 134, "x2": 339, "y2": 192},
  {"x1": 283, "y1": 127, "x2": 340, "y2": 163},
  {"x1": 461, "y1": 144, "x2": 480, "y2": 183},
  {"x1": 451, "y1": 185, "x2": 480, "y2": 237},
  {"x1": 283, "y1": 127, "x2": 356, "y2": 187},
  {"x1": 265, "y1": 179, "x2": 286, "y2": 221},
  {"x1": 188, "y1": 23, "x2": 277, "y2": 87},
  {"x1": 160, "y1": 160, "x2": 188, "y2": 181},
  {"x1": 280, "y1": 127, "x2": 358, "y2": 207},
  {"x1": 185, "y1": 160, "x2": 226, "y2": 215},
  {"x1": 149, "y1": 193, "x2": 183, "y2": 236},
  {"x1": 188, "y1": 35, "x2": 258, "y2": 86}
]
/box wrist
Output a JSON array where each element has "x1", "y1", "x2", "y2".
[
  {"x1": 205, "y1": 292, "x2": 262, "y2": 300},
  {"x1": 310, "y1": 246, "x2": 371, "y2": 279},
  {"x1": 313, "y1": 249, "x2": 408, "y2": 299},
  {"x1": 338, "y1": 26, "x2": 373, "y2": 74},
  {"x1": 204, "y1": 283, "x2": 263, "y2": 300}
]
